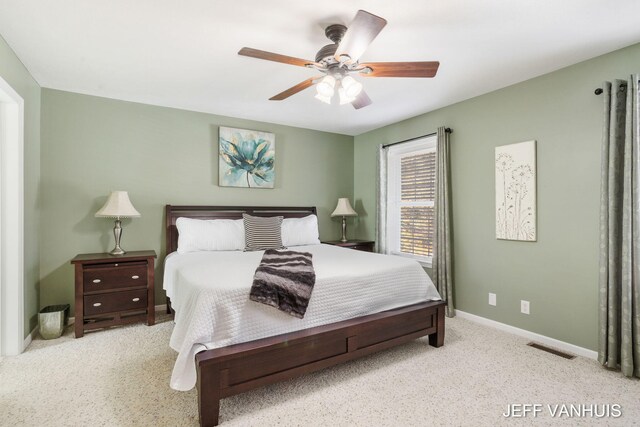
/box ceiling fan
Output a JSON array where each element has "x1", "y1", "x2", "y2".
[{"x1": 238, "y1": 10, "x2": 440, "y2": 109}]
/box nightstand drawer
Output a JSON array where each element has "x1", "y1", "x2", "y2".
[
  {"x1": 83, "y1": 262, "x2": 147, "y2": 292},
  {"x1": 350, "y1": 244, "x2": 374, "y2": 252},
  {"x1": 84, "y1": 289, "x2": 148, "y2": 316},
  {"x1": 322, "y1": 240, "x2": 375, "y2": 252}
]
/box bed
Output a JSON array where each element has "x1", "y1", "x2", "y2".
[{"x1": 164, "y1": 205, "x2": 446, "y2": 426}]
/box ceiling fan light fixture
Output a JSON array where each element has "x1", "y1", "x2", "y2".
[
  {"x1": 341, "y1": 76, "x2": 363, "y2": 98},
  {"x1": 315, "y1": 93, "x2": 332, "y2": 104},
  {"x1": 316, "y1": 75, "x2": 336, "y2": 97}
]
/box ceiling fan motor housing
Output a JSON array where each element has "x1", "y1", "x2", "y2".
[
  {"x1": 315, "y1": 24, "x2": 347, "y2": 63},
  {"x1": 315, "y1": 44, "x2": 338, "y2": 64},
  {"x1": 325, "y1": 24, "x2": 347, "y2": 43}
]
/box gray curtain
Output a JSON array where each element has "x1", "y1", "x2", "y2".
[
  {"x1": 376, "y1": 144, "x2": 389, "y2": 254},
  {"x1": 433, "y1": 126, "x2": 455, "y2": 317},
  {"x1": 598, "y1": 76, "x2": 640, "y2": 378}
]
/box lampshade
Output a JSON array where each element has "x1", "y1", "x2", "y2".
[
  {"x1": 316, "y1": 75, "x2": 336, "y2": 97},
  {"x1": 95, "y1": 191, "x2": 141, "y2": 218},
  {"x1": 331, "y1": 198, "x2": 358, "y2": 217},
  {"x1": 338, "y1": 87, "x2": 355, "y2": 105},
  {"x1": 341, "y1": 76, "x2": 363, "y2": 98},
  {"x1": 315, "y1": 93, "x2": 332, "y2": 104}
]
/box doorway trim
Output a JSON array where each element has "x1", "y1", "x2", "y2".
[{"x1": 0, "y1": 75, "x2": 25, "y2": 356}]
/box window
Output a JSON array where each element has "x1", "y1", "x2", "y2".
[{"x1": 386, "y1": 135, "x2": 436, "y2": 267}]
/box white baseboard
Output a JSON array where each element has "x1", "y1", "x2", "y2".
[
  {"x1": 23, "y1": 325, "x2": 38, "y2": 351},
  {"x1": 455, "y1": 310, "x2": 598, "y2": 360}
]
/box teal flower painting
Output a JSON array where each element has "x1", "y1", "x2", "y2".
[{"x1": 219, "y1": 127, "x2": 275, "y2": 188}]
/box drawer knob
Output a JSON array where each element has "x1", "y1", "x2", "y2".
[
  {"x1": 132, "y1": 275, "x2": 139, "y2": 279},
  {"x1": 93, "y1": 302, "x2": 102, "y2": 307},
  {"x1": 92, "y1": 279, "x2": 101, "y2": 284},
  {"x1": 132, "y1": 297, "x2": 140, "y2": 302},
  {"x1": 114, "y1": 263, "x2": 119, "y2": 267}
]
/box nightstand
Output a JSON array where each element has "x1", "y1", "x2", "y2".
[
  {"x1": 71, "y1": 250, "x2": 156, "y2": 338},
  {"x1": 322, "y1": 240, "x2": 375, "y2": 252}
]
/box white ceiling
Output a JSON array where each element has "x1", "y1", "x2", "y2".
[{"x1": 1, "y1": 0, "x2": 639, "y2": 135}]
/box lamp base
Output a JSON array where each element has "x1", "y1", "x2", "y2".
[
  {"x1": 109, "y1": 247, "x2": 126, "y2": 256},
  {"x1": 110, "y1": 219, "x2": 126, "y2": 256},
  {"x1": 340, "y1": 216, "x2": 348, "y2": 242}
]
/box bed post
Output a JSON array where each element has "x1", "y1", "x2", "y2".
[
  {"x1": 428, "y1": 303, "x2": 446, "y2": 347},
  {"x1": 197, "y1": 362, "x2": 221, "y2": 427}
]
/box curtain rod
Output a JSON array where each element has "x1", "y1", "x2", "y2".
[
  {"x1": 382, "y1": 127, "x2": 452, "y2": 149},
  {"x1": 594, "y1": 82, "x2": 628, "y2": 95}
]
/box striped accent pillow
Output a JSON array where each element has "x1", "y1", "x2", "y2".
[{"x1": 243, "y1": 214, "x2": 285, "y2": 251}]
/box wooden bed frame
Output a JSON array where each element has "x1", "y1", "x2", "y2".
[{"x1": 165, "y1": 205, "x2": 446, "y2": 427}]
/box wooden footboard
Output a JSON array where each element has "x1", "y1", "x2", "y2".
[{"x1": 195, "y1": 300, "x2": 446, "y2": 426}]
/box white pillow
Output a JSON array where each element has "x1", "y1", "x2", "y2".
[
  {"x1": 281, "y1": 215, "x2": 321, "y2": 247},
  {"x1": 176, "y1": 217, "x2": 245, "y2": 253}
]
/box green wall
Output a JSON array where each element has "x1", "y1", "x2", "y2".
[
  {"x1": 40, "y1": 89, "x2": 353, "y2": 314},
  {"x1": 354, "y1": 43, "x2": 640, "y2": 351},
  {"x1": 0, "y1": 36, "x2": 41, "y2": 338}
]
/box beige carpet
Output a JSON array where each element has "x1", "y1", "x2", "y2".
[{"x1": 1, "y1": 314, "x2": 638, "y2": 426}]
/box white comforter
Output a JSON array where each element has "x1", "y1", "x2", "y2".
[{"x1": 164, "y1": 244, "x2": 441, "y2": 390}]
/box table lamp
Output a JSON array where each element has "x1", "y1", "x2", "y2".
[
  {"x1": 95, "y1": 191, "x2": 140, "y2": 255},
  {"x1": 331, "y1": 198, "x2": 358, "y2": 242}
]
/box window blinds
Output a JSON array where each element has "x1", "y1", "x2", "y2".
[{"x1": 399, "y1": 151, "x2": 436, "y2": 258}]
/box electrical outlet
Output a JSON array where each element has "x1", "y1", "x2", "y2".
[
  {"x1": 521, "y1": 300, "x2": 530, "y2": 315},
  {"x1": 488, "y1": 293, "x2": 497, "y2": 306}
]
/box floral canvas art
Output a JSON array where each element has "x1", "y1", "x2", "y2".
[
  {"x1": 495, "y1": 140, "x2": 536, "y2": 241},
  {"x1": 219, "y1": 127, "x2": 275, "y2": 188}
]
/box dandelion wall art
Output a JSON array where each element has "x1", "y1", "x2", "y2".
[
  {"x1": 219, "y1": 127, "x2": 275, "y2": 188},
  {"x1": 495, "y1": 140, "x2": 536, "y2": 241}
]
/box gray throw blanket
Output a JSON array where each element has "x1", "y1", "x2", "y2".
[{"x1": 250, "y1": 249, "x2": 316, "y2": 319}]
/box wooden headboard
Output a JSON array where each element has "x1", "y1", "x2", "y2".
[{"x1": 165, "y1": 205, "x2": 318, "y2": 254}]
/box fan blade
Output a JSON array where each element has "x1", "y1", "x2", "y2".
[
  {"x1": 238, "y1": 47, "x2": 316, "y2": 68},
  {"x1": 351, "y1": 90, "x2": 372, "y2": 110},
  {"x1": 269, "y1": 77, "x2": 319, "y2": 101},
  {"x1": 359, "y1": 61, "x2": 440, "y2": 78},
  {"x1": 335, "y1": 10, "x2": 387, "y2": 64}
]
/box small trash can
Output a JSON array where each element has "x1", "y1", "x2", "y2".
[{"x1": 39, "y1": 304, "x2": 70, "y2": 340}]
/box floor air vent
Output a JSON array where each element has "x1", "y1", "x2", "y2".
[{"x1": 527, "y1": 342, "x2": 576, "y2": 359}]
